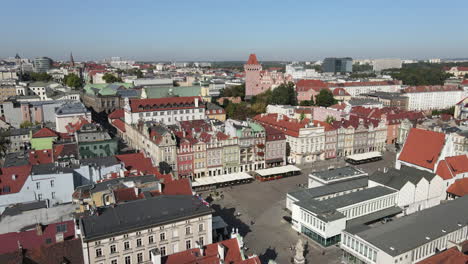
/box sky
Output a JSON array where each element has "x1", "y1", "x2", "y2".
[{"x1": 1, "y1": 0, "x2": 468, "y2": 61}]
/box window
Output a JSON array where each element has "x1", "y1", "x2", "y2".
[
  {"x1": 186, "y1": 240, "x2": 191, "y2": 249},
  {"x1": 110, "y1": 244, "x2": 116, "y2": 253},
  {"x1": 137, "y1": 238, "x2": 142, "y2": 247},
  {"x1": 125, "y1": 256, "x2": 131, "y2": 264},
  {"x1": 136, "y1": 231, "x2": 141, "y2": 236},
  {"x1": 160, "y1": 246, "x2": 166, "y2": 256},
  {"x1": 111, "y1": 260, "x2": 117, "y2": 264},
  {"x1": 199, "y1": 236, "x2": 204, "y2": 246},
  {"x1": 186, "y1": 226, "x2": 191, "y2": 235},
  {"x1": 124, "y1": 241, "x2": 130, "y2": 250},
  {"x1": 38, "y1": 194, "x2": 43, "y2": 200},
  {"x1": 95, "y1": 248, "x2": 102, "y2": 257},
  {"x1": 51, "y1": 192, "x2": 56, "y2": 199},
  {"x1": 199, "y1": 223, "x2": 204, "y2": 232},
  {"x1": 137, "y1": 252, "x2": 143, "y2": 263},
  {"x1": 149, "y1": 235, "x2": 154, "y2": 244},
  {"x1": 50, "y1": 180, "x2": 54, "y2": 187},
  {"x1": 56, "y1": 223, "x2": 67, "y2": 233},
  {"x1": 36, "y1": 182, "x2": 40, "y2": 189},
  {"x1": 160, "y1": 232, "x2": 166, "y2": 241}
]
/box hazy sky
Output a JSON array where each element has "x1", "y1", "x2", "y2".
[{"x1": 1, "y1": 0, "x2": 468, "y2": 61}]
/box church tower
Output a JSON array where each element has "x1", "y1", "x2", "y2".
[
  {"x1": 70, "y1": 52, "x2": 75, "y2": 67},
  {"x1": 244, "y1": 54, "x2": 262, "y2": 99}
]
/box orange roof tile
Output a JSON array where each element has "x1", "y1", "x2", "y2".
[
  {"x1": 398, "y1": 128, "x2": 445, "y2": 170},
  {"x1": 416, "y1": 246, "x2": 468, "y2": 264},
  {"x1": 246, "y1": 54, "x2": 259, "y2": 65},
  {"x1": 32, "y1": 127, "x2": 58, "y2": 138}
]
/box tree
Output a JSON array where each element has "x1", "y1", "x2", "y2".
[
  {"x1": 158, "y1": 161, "x2": 172, "y2": 174},
  {"x1": 352, "y1": 63, "x2": 373, "y2": 72},
  {"x1": 299, "y1": 112, "x2": 306, "y2": 121},
  {"x1": 102, "y1": 73, "x2": 122, "y2": 83},
  {"x1": 315, "y1": 90, "x2": 337, "y2": 107},
  {"x1": 20, "y1": 120, "x2": 34, "y2": 128},
  {"x1": 63, "y1": 73, "x2": 83, "y2": 89},
  {"x1": 220, "y1": 84, "x2": 245, "y2": 99},
  {"x1": 23, "y1": 72, "x2": 53, "y2": 82},
  {"x1": 269, "y1": 82, "x2": 297, "y2": 105},
  {"x1": 384, "y1": 64, "x2": 452, "y2": 86},
  {"x1": 464, "y1": 73, "x2": 468, "y2": 79},
  {"x1": 0, "y1": 131, "x2": 10, "y2": 159},
  {"x1": 325, "y1": 115, "x2": 336, "y2": 124}
]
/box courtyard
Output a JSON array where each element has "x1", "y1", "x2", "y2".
[{"x1": 200, "y1": 151, "x2": 397, "y2": 264}]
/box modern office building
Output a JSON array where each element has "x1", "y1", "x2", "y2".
[
  {"x1": 322, "y1": 57, "x2": 353, "y2": 73},
  {"x1": 33, "y1": 57, "x2": 53, "y2": 73}
]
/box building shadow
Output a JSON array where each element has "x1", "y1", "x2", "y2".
[
  {"x1": 259, "y1": 247, "x2": 278, "y2": 263},
  {"x1": 210, "y1": 204, "x2": 252, "y2": 237}
]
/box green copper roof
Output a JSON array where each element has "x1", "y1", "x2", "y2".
[
  {"x1": 248, "y1": 122, "x2": 264, "y2": 132},
  {"x1": 144, "y1": 86, "x2": 201, "y2": 98},
  {"x1": 84, "y1": 83, "x2": 134, "y2": 96}
]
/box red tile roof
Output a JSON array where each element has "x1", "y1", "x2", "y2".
[
  {"x1": 437, "y1": 155, "x2": 468, "y2": 180},
  {"x1": 403, "y1": 85, "x2": 460, "y2": 93},
  {"x1": 264, "y1": 126, "x2": 286, "y2": 141},
  {"x1": 162, "y1": 237, "x2": 256, "y2": 264},
  {"x1": 113, "y1": 187, "x2": 139, "y2": 203},
  {"x1": 246, "y1": 54, "x2": 259, "y2": 65},
  {"x1": 461, "y1": 79, "x2": 468, "y2": 85},
  {"x1": 416, "y1": 246, "x2": 468, "y2": 264},
  {"x1": 28, "y1": 149, "x2": 53, "y2": 165},
  {"x1": 53, "y1": 143, "x2": 78, "y2": 161},
  {"x1": 0, "y1": 165, "x2": 32, "y2": 195},
  {"x1": 112, "y1": 119, "x2": 126, "y2": 132},
  {"x1": 0, "y1": 238, "x2": 84, "y2": 264},
  {"x1": 162, "y1": 178, "x2": 192, "y2": 196},
  {"x1": 398, "y1": 128, "x2": 446, "y2": 170},
  {"x1": 295, "y1": 79, "x2": 329, "y2": 92},
  {"x1": 332, "y1": 87, "x2": 351, "y2": 96},
  {"x1": 453, "y1": 66, "x2": 468, "y2": 72},
  {"x1": 108, "y1": 109, "x2": 124, "y2": 119},
  {"x1": 115, "y1": 152, "x2": 172, "y2": 181},
  {"x1": 65, "y1": 117, "x2": 90, "y2": 134},
  {"x1": 0, "y1": 220, "x2": 75, "y2": 254},
  {"x1": 32, "y1": 128, "x2": 58, "y2": 138},
  {"x1": 129, "y1": 96, "x2": 203, "y2": 113},
  {"x1": 446, "y1": 178, "x2": 468, "y2": 197},
  {"x1": 253, "y1": 113, "x2": 310, "y2": 137},
  {"x1": 330, "y1": 102, "x2": 347, "y2": 110}
]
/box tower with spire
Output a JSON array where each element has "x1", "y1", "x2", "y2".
[
  {"x1": 244, "y1": 53, "x2": 263, "y2": 99},
  {"x1": 70, "y1": 52, "x2": 75, "y2": 67}
]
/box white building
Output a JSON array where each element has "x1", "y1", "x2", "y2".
[
  {"x1": 55, "y1": 102, "x2": 92, "y2": 133},
  {"x1": 290, "y1": 185, "x2": 399, "y2": 247},
  {"x1": 372, "y1": 59, "x2": 402, "y2": 71},
  {"x1": 340, "y1": 195, "x2": 468, "y2": 264},
  {"x1": 77, "y1": 195, "x2": 213, "y2": 264},
  {"x1": 123, "y1": 96, "x2": 206, "y2": 125},
  {"x1": 328, "y1": 81, "x2": 401, "y2": 97},
  {"x1": 285, "y1": 64, "x2": 320, "y2": 79},
  {"x1": 369, "y1": 166, "x2": 445, "y2": 215},
  {"x1": 402, "y1": 85, "x2": 464, "y2": 111},
  {"x1": 266, "y1": 104, "x2": 297, "y2": 118}
]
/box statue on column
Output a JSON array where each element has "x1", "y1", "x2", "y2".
[{"x1": 294, "y1": 239, "x2": 305, "y2": 264}]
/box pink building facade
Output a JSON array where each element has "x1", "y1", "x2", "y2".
[
  {"x1": 312, "y1": 106, "x2": 346, "y2": 122},
  {"x1": 244, "y1": 54, "x2": 292, "y2": 98}
]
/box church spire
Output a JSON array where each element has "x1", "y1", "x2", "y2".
[{"x1": 70, "y1": 52, "x2": 75, "y2": 67}]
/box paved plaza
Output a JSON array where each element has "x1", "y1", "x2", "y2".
[{"x1": 200, "y1": 151, "x2": 397, "y2": 264}]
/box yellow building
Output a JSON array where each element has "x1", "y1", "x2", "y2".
[{"x1": 205, "y1": 102, "x2": 226, "y2": 121}]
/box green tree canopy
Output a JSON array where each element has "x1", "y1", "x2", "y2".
[
  {"x1": 269, "y1": 82, "x2": 297, "y2": 105},
  {"x1": 315, "y1": 89, "x2": 337, "y2": 107},
  {"x1": 220, "y1": 84, "x2": 245, "y2": 99},
  {"x1": 384, "y1": 64, "x2": 452, "y2": 86},
  {"x1": 102, "y1": 73, "x2": 122, "y2": 83},
  {"x1": 20, "y1": 120, "x2": 34, "y2": 128},
  {"x1": 63, "y1": 73, "x2": 83, "y2": 89},
  {"x1": 0, "y1": 131, "x2": 11, "y2": 159},
  {"x1": 325, "y1": 115, "x2": 336, "y2": 124},
  {"x1": 21, "y1": 72, "x2": 53, "y2": 82}
]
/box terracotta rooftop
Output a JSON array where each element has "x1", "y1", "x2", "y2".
[
  {"x1": 108, "y1": 109, "x2": 124, "y2": 119},
  {"x1": 28, "y1": 149, "x2": 53, "y2": 165},
  {"x1": 398, "y1": 128, "x2": 445, "y2": 170},
  {"x1": 0, "y1": 220, "x2": 75, "y2": 254},
  {"x1": 403, "y1": 85, "x2": 460, "y2": 93},
  {"x1": 446, "y1": 178, "x2": 468, "y2": 197},
  {"x1": 112, "y1": 119, "x2": 126, "y2": 132},
  {"x1": 246, "y1": 54, "x2": 259, "y2": 65},
  {"x1": 32, "y1": 127, "x2": 58, "y2": 138},
  {"x1": 0, "y1": 165, "x2": 32, "y2": 195}
]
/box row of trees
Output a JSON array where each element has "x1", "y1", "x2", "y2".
[
  {"x1": 20, "y1": 72, "x2": 53, "y2": 82},
  {"x1": 222, "y1": 82, "x2": 338, "y2": 120}
]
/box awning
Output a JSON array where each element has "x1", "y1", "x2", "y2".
[
  {"x1": 191, "y1": 172, "x2": 253, "y2": 187},
  {"x1": 345, "y1": 151, "x2": 382, "y2": 161},
  {"x1": 255, "y1": 165, "x2": 301, "y2": 177}
]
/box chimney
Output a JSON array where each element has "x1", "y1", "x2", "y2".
[
  {"x1": 36, "y1": 223, "x2": 43, "y2": 236},
  {"x1": 56, "y1": 232, "x2": 64, "y2": 242},
  {"x1": 150, "y1": 248, "x2": 161, "y2": 264},
  {"x1": 195, "y1": 97, "x2": 199, "y2": 107},
  {"x1": 217, "y1": 244, "x2": 226, "y2": 261},
  {"x1": 383, "y1": 167, "x2": 388, "y2": 173}
]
